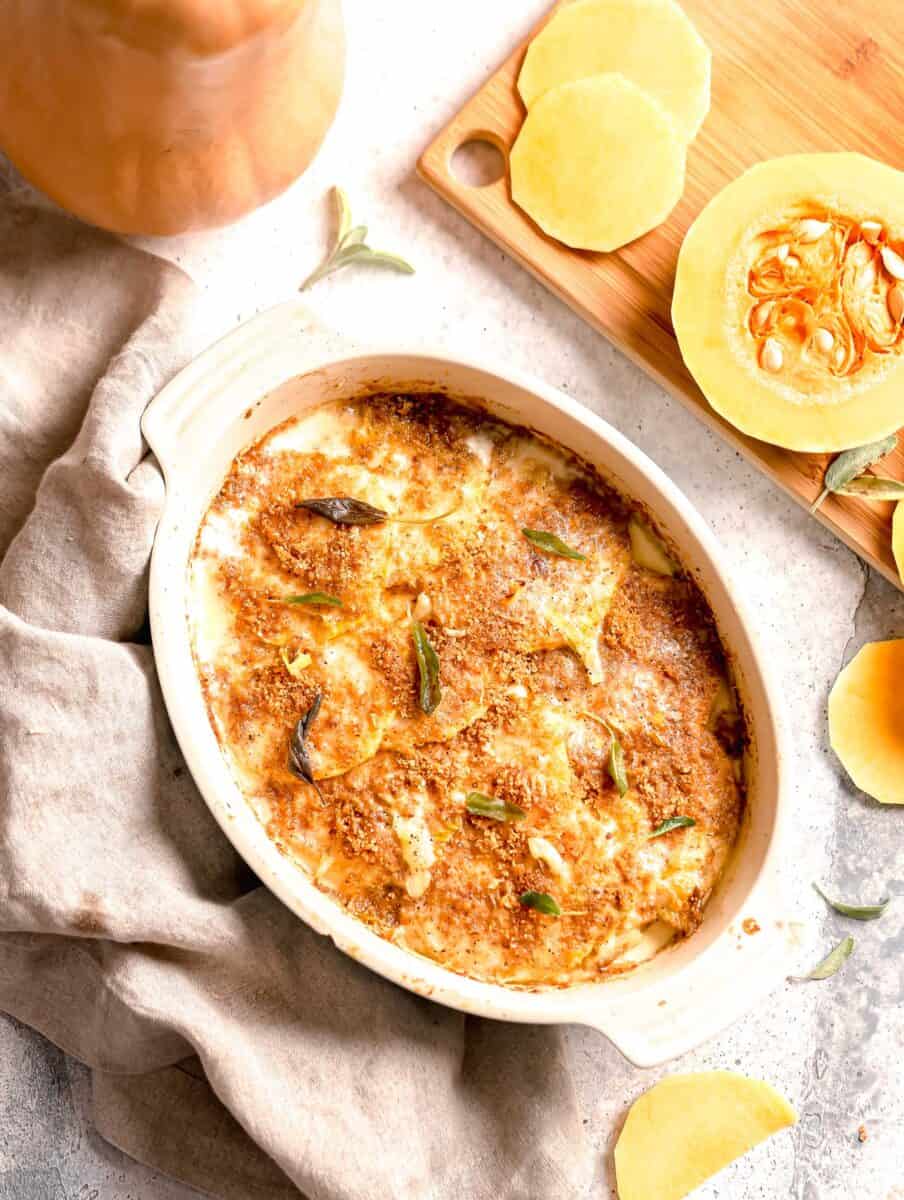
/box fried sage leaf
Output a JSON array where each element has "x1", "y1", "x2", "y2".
[
  {"x1": 791, "y1": 935, "x2": 855, "y2": 982},
  {"x1": 288, "y1": 693, "x2": 323, "y2": 798},
  {"x1": 465, "y1": 792, "x2": 526, "y2": 822},
  {"x1": 810, "y1": 434, "x2": 898, "y2": 512},
  {"x1": 521, "y1": 528, "x2": 587, "y2": 560},
  {"x1": 301, "y1": 187, "x2": 415, "y2": 291},
  {"x1": 835, "y1": 476, "x2": 904, "y2": 500},
  {"x1": 412, "y1": 621, "x2": 441, "y2": 715},
  {"x1": 284, "y1": 592, "x2": 343, "y2": 607},
  {"x1": 813, "y1": 883, "x2": 890, "y2": 921},
  {"x1": 520, "y1": 890, "x2": 561, "y2": 916},
  {"x1": 297, "y1": 497, "x2": 389, "y2": 526},
  {"x1": 650, "y1": 816, "x2": 696, "y2": 838}
]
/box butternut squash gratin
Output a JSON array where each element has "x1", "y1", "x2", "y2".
[{"x1": 189, "y1": 393, "x2": 745, "y2": 987}]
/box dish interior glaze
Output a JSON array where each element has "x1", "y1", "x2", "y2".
[{"x1": 189, "y1": 391, "x2": 745, "y2": 988}]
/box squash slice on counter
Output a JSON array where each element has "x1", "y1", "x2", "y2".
[
  {"x1": 510, "y1": 74, "x2": 686, "y2": 252},
  {"x1": 518, "y1": 0, "x2": 711, "y2": 141},
  {"x1": 673, "y1": 153, "x2": 904, "y2": 452},
  {"x1": 829, "y1": 639, "x2": 904, "y2": 804},
  {"x1": 614, "y1": 1072, "x2": 797, "y2": 1200},
  {"x1": 893, "y1": 501, "x2": 904, "y2": 584}
]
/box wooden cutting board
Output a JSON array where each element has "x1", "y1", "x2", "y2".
[{"x1": 417, "y1": 0, "x2": 904, "y2": 590}]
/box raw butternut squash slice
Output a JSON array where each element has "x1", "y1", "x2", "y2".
[
  {"x1": 673, "y1": 154, "x2": 904, "y2": 452},
  {"x1": 893, "y1": 501, "x2": 904, "y2": 584},
  {"x1": 510, "y1": 74, "x2": 686, "y2": 252},
  {"x1": 614, "y1": 1072, "x2": 797, "y2": 1200},
  {"x1": 829, "y1": 639, "x2": 904, "y2": 804},
  {"x1": 518, "y1": 0, "x2": 711, "y2": 141}
]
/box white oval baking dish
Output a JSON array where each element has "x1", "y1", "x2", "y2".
[{"x1": 142, "y1": 299, "x2": 789, "y2": 1068}]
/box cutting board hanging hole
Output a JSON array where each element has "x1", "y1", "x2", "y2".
[{"x1": 450, "y1": 137, "x2": 507, "y2": 187}]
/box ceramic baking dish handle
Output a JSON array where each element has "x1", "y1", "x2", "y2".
[
  {"x1": 141, "y1": 299, "x2": 328, "y2": 479},
  {"x1": 580, "y1": 878, "x2": 792, "y2": 1067}
]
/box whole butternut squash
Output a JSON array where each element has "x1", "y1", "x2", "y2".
[{"x1": 0, "y1": 0, "x2": 345, "y2": 235}]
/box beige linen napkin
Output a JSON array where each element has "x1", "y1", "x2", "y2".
[{"x1": 0, "y1": 198, "x2": 595, "y2": 1200}]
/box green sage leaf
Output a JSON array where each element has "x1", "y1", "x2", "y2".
[
  {"x1": 650, "y1": 816, "x2": 696, "y2": 838},
  {"x1": 412, "y1": 621, "x2": 441, "y2": 715},
  {"x1": 835, "y1": 476, "x2": 904, "y2": 500},
  {"x1": 810, "y1": 434, "x2": 898, "y2": 512},
  {"x1": 521, "y1": 529, "x2": 586, "y2": 560},
  {"x1": 284, "y1": 593, "x2": 343, "y2": 608},
  {"x1": 792, "y1": 935, "x2": 855, "y2": 981},
  {"x1": 519, "y1": 891, "x2": 561, "y2": 916},
  {"x1": 608, "y1": 734, "x2": 629, "y2": 797},
  {"x1": 813, "y1": 884, "x2": 889, "y2": 921},
  {"x1": 465, "y1": 792, "x2": 526, "y2": 822},
  {"x1": 335, "y1": 186, "x2": 352, "y2": 244}
]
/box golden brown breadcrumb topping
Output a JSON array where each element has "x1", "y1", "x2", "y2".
[{"x1": 190, "y1": 393, "x2": 745, "y2": 987}]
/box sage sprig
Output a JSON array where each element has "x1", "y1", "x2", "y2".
[
  {"x1": 650, "y1": 816, "x2": 696, "y2": 838},
  {"x1": 284, "y1": 592, "x2": 343, "y2": 607},
  {"x1": 813, "y1": 883, "x2": 890, "y2": 921},
  {"x1": 288, "y1": 693, "x2": 323, "y2": 798},
  {"x1": 791, "y1": 935, "x2": 854, "y2": 982},
  {"x1": 301, "y1": 187, "x2": 415, "y2": 291},
  {"x1": 520, "y1": 891, "x2": 561, "y2": 916},
  {"x1": 412, "y1": 621, "x2": 441, "y2": 715},
  {"x1": 809, "y1": 434, "x2": 898, "y2": 512},
  {"x1": 521, "y1": 528, "x2": 587, "y2": 560},
  {"x1": 465, "y1": 792, "x2": 526, "y2": 822}
]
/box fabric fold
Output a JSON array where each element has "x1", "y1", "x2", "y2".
[{"x1": 0, "y1": 199, "x2": 595, "y2": 1200}]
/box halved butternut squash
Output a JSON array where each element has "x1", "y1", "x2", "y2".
[
  {"x1": 518, "y1": 0, "x2": 711, "y2": 141},
  {"x1": 614, "y1": 1072, "x2": 797, "y2": 1200},
  {"x1": 510, "y1": 74, "x2": 686, "y2": 252},
  {"x1": 829, "y1": 639, "x2": 904, "y2": 804},
  {"x1": 673, "y1": 154, "x2": 904, "y2": 452}
]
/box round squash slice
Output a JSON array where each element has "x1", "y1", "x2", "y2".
[
  {"x1": 518, "y1": 0, "x2": 711, "y2": 141},
  {"x1": 510, "y1": 74, "x2": 686, "y2": 252},
  {"x1": 893, "y1": 501, "x2": 904, "y2": 584},
  {"x1": 614, "y1": 1072, "x2": 797, "y2": 1200},
  {"x1": 829, "y1": 639, "x2": 904, "y2": 804},
  {"x1": 673, "y1": 154, "x2": 904, "y2": 452}
]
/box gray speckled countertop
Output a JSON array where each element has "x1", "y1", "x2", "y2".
[{"x1": 2, "y1": 2, "x2": 903, "y2": 1196}]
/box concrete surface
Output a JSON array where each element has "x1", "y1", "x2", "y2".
[{"x1": 2, "y1": 1, "x2": 902, "y2": 1196}]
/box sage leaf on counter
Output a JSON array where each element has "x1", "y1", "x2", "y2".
[
  {"x1": 607, "y1": 730, "x2": 629, "y2": 797},
  {"x1": 520, "y1": 890, "x2": 561, "y2": 916},
  {"x1": 835, "y1": 476, "x2": 904, "y2": 501},
  {"x1": 650, "y1": 816, "x2": 696, "y2": 838},
  {"x1": 791, "y1": 935, "x2": 855, "y2": 982},
  {"x1": 298, "y1": 497, "x2": 389, "y2": 526},
  {"x1": 284, "y1": 592, "x2": 343, "y2": 607},
  {"x1": 288, "y1": 693, "x2": 323, "y2": 798},
  {"x1": 301, "y1": 187, "x2": 415, "y2": 291},
  {"x1": 412, "y1": 621, "x2": 441, "y2": 715},
  {"x1": 813, "y1": 883, "x2": 890, "y2": 921},
  {"x1": 522, "y1": 528, "x2": 587, "y2": 560},
  {"x1": 809, "y1": 434, "x2": 898, "y2": 512},
  {"x1": 465, "y1": 792, "x2": 526, "y2": 822}
]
